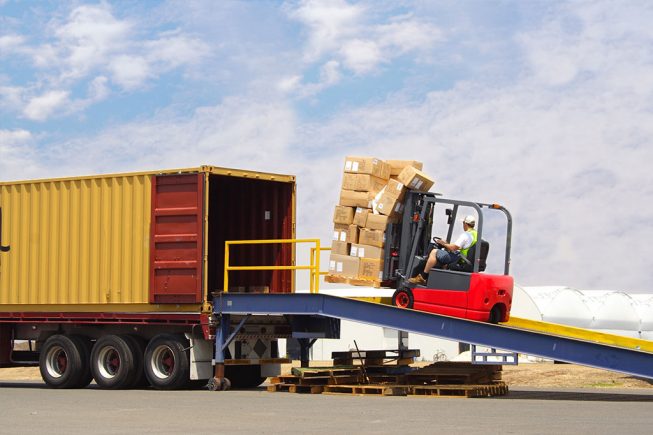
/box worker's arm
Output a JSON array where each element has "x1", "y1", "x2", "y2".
[{"x1": 436, "y1": 239, "x2": 461, "y2": 252}]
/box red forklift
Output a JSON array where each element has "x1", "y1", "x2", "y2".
[{"x1": 382, "y1": 191, "x2": 514, "y2": 323}]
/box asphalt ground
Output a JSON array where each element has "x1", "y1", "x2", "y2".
[{"x1": 1, "y1": 381, "x2": 652, "y2": 434}]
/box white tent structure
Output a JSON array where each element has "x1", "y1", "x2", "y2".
[{"x1": 513, "y1": 285, "x2": 653, "y2": 340}]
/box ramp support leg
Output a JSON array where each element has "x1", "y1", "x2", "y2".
[
  {"x1": 299, "y1": 338, "x2": 317, "y2": 368},
  {"x1": 209, "y1": 314, "x2": 251, "y2": 390}
]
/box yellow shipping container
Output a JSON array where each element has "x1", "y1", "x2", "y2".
[{"x1": 0, "y1": 166, "x2": 296, "y2": 313}]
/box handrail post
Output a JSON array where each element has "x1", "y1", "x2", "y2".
[
  {"x1": 314, "y1": 239, "x2": 321, "y2": 294},
  {"x1": 309, "y1": 247, "x2": 315, "y2": 294},
  {"x1": 223, "y1": 241, "x2": 230, "y2": 292}
]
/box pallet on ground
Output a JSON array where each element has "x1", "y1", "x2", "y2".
[
  {"x1": 408, "y1": 382, "x2": 508, "y2": 398},
  {"x1": 267, "y1": 383, "x2": 324, "y2": 394},
  {"x1": 271, "y1": 374, "x2": 365, "y2": 386},
  {"x1": 405, "y1": 362, "x2": 503, "y2": 384},
  {"x1": 321, "y1": 384, "x2": 408, "y2": 396}
]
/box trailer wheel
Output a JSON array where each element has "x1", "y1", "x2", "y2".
[
  {"x1": 39, "y1": 334, "x2": 88, "y2": 389},
  {"x1": 144, "y1": 334, "x2": 190, "y2": 390},
  {"x1": 392, "y1": 288, "x2": 414, "y2": 309},
  {"x1": 225, "y1": 364, "x2": 266, "y2": 389},
  {"x1": 71, "y1": 335, "x2": 94, "y2": 388},
  {"x1": 122, "y1": 335, "x2": 147, "y2": 388},
  {"x1": 90, "y1": 335, "x2": 138, "y2": 389}
]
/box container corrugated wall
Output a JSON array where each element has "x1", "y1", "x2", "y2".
[{"x1": 0, "y1": 175, "x2": 151, "y2": 305}]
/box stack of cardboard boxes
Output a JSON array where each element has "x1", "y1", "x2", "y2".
[{"x1": 327, "y1": 156, "x2": 435, "y2": 285}]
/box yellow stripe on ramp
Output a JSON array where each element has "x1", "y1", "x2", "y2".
[{"x1": 504, "y1": 316, "x2": 653, "y2": 353}]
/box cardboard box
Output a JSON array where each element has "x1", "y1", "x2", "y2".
[
  {"x1": 387, "y1": 160, "x2": 423, "y2": 177},
  {"x1": 353, "y1": 207, "x2": 371, "y2": 227},
  {"x1": 358, "y1": 258, "x2": 384, "y2": 281},
  {"x1": 365, "y1": 213, "x2": 392, "y2": 231},
  {"x1": 359, "y1": 228, "x2": 385, "y2": 248},
  {"x1": 333, "y1": 205, "x2": 354, "y2": 225},
  {"x1": 350, "y1": 243, "x2": 384, "y2": 261},
  {"x1": 343, "y1": 156, "x2": 391, "y2": 180},
  {"x1": 341, "y1": 173, "x2": 387, "y2": 193},
  {"x1": 333, "y1": 224, "x2": 359, "y2": 244},
  {"x1": 328, "y1": 254, "x2": 360, "y2": 278},
  {"x1": 339, "y1": 189, "x2": 374, "y2": 208},
  {"x1": 331, "y1": 240, "x2": 350, "y2": 256},
  {"x1": 397, "y1": 166, "x2": 435, "y2": 192},
  {"x1": 384, "y1": 178, "x2": 406, "y2": 200},
  {"x1": 374, "y1": 189, "x2": 405, "y2": 219}
]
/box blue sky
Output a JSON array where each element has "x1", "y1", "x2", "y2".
[{"x1": 2, "y1": 1, "x2": 653, "y2": 293}]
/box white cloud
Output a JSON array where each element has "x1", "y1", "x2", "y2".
[
  {"x1": 108, "y1": 55, "x2": 151, "y2": 90},
  {"x1": 281, "y1": 60, "x2": 342, "y2": 97},
  {"x1": 54, "y1": 4, "x2": 132, "y2": 79},
  {"x1": 0, "y1": 34, "x2": 25, "y2": 53},
  {"x1": 144, "y1": 31, "x2": 210, "y2": 70},
  {"x1": 286, "y1": 1, "x2": 444, "y2": 92},
  {"x1": 287, "y1": 0, "x2": 364, "y2": 61},
  {"x1": 1, "y1": 3, "x2": 211, "y2": 120},
  {"x1": 0, "y1": 129, "x2": 40, "y2": 180},
  {"x1": 22, "y1": 90, "x2": 70, "y2": 121},
  {"x1": 339, "y1": 39, "x2": 382, "y2": 74}
]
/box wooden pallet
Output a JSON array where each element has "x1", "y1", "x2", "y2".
[
  {"x1": 322, "y1": 384, "x2": 408, "y2": 396},
  {"x1": 404, "y1": 362, "x2": 502, "y2": 385},
  {"x1": 324, "y1": 274, "x2": 383, "y2": 288},
  {"x1": 267, "y1": 383, "x2": 324, "y2": 394},
  {"x1": 291, "y1": 366, "x2": 363, "y2": 378},
  {"x1": 408, "y1": 382, "x2": 508, "y2": 398},
  {"x1": 332, "y1": 349, "x2": 419, "y2": 367},
  {"x1": 271, "y1": 374, "x2": 364, "y2": 386}
]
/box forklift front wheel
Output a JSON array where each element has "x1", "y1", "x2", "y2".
[{"x1": 392, "y1": 288, "x2": 414, "y2": 309}]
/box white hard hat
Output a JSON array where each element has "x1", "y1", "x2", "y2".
[{"x1": 463, "y1": 215, "x2": 476, "y2": 225}]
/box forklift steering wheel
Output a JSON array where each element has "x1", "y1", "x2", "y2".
[{"x1": 432, "y1": 236, "x2": 445, "y2": 249}]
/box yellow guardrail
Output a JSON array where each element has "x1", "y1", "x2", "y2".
[{"x1": 224, "y1": 239, "x2": 329, "y2": 294}]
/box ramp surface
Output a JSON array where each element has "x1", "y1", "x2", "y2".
[{"x1": 214, "y1": 293, "x2": 653, "y2": 379}]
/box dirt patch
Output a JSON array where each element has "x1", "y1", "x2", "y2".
[{"x1": 501, "y1": 363, "x2": 653, "y2": 389}]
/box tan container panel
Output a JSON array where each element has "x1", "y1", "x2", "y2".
[{"x1": 0, "y1": 175, "x2": 151, "y2": 305}]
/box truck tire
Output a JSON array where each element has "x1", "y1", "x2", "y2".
[
  {"x1": 90, "y1": 335, "x2": 139, "y2": 389},
  {"x1": 39, "y1": 334, "x2": 88, "y2": 389},
  {"x1": 392, "y1": 288, "x2": 414, "y2": 309},
  {"x1": 71, "y1": 335, "x2": 94, "y2": 388},
  {"x1": 225, "y1": 364, "x2": 266, "y2": 389},
  {"x1": 144, "y1": 334, "x2": 190, "y2": 390},
  {"x1": 122, "y1": 335, "x2": 147, "y2": 388}
]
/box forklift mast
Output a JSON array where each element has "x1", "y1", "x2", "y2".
[{"x1": 382, "y1": 191, "x2": 513, "y2": 284}]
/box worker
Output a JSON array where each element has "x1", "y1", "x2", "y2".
[{"x1": 408, "y1": 215, "x2": 477, "y2": 285}]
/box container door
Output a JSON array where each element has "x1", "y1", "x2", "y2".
[{"x1": 149, "y1": 173, "x2": 204, "y2": 304}]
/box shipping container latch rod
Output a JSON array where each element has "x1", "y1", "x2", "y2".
[{"x1": 0, "y1": 208, "x2": 9, "y2": 252}]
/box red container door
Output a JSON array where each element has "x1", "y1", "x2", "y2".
[{"x1": 149, "y1": 173, "x2": 204, "y2": 304}]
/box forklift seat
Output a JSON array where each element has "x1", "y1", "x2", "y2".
[{"x1": 449, "y1": 239, "x2": 490, "y2": 273}]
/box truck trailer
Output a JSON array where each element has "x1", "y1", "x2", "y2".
[{"x1": 0, "y1": 166, "x2": 296, "y2": 389}]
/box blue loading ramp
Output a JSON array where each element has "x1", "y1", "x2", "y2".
[{"x1": 213, "y1": 293, "x2": 653, "y2": 380}]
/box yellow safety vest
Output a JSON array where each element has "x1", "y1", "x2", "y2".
[{"x1": 460, "y1": 229, "x2": 477, "y2": 258}]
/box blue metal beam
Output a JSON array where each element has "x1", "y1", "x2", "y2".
[{"x1": 213, "y1": 293, "x2": 653, "y2": 380}]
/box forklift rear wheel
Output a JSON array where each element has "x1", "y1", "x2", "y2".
[
  {"x1": 392, "y1": 288, "x2": 414, "y2": 309},
  {"x1": 489, "y1": 305, "x2": 502, "y2": 324}
]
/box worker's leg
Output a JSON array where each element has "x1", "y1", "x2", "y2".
[{"x1": 422, "y1": 249, "x2": 438, "y2": 274}]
